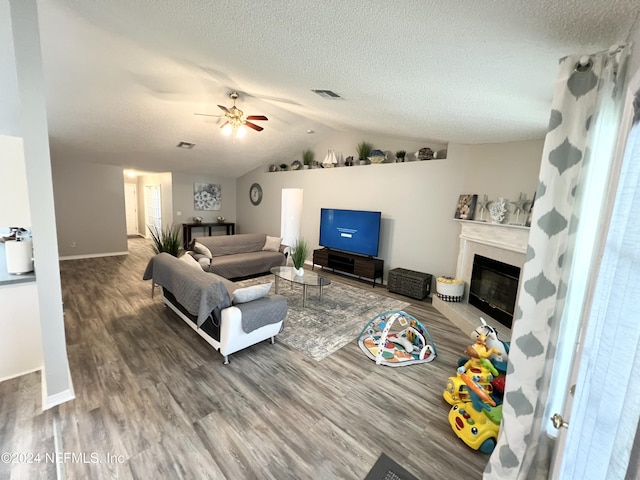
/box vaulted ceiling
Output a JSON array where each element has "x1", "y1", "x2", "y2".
[{"x1": 3, "y1": 0, "x2": 639, "y2": 177}]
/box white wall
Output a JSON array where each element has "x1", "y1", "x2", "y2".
[
  {"x1": 52, "y1": 158, "x2": 128, "y2": 257},
  {"x1": 237, "y1": 139, "x2": 543, "y2": 283},
  {"x1": 625, "y1": 15, "x2": 640, "y2": 84},
  {"x1": 9, "y1": 0, "x2": 73, "y2": 407},
  {"x1": 454, "y1": 140, "x2": 543, "y2": 222},
  {"x1": 0, "y1": 134, "x2": 31, "y2": 226},
  {"x1": 0, "y1": 283, "x2": 42, "y2": 381}
]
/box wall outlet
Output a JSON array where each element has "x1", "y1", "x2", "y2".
[
  {"x1": 177, "y1": 211, "x2": 182, "y2": 216},
  {"x1": 70, "y1": 241, "x2": 76, "y2": 248}
]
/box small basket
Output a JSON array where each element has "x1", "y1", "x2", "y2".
[{"x1": 436, "y1": 279, "x2": 464, "y2": 302}]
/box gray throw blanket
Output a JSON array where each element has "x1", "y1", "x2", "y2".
[
  {"x1": 236, "y1": 295, "x2": 288, "y2": 334},
  {"x1": 143, "y1": 253, "x2": 232, "y2": 328}
]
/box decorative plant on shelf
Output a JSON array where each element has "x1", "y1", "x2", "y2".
[
  {"x1": 148, "y1": 224, "x2": 182, "y2": 257},
  {"x1": 395, "y1": 150, "x2": 406, "y2": 162},
  {"x1": 302, "y1": 149, "x2": 315, "y2": 168},
  {"x1": 291, "y1": 237, "x2": 310, "y2": 276},
  {"x1": 356, "y1": 141, "x2": 373, "y2": 164}
]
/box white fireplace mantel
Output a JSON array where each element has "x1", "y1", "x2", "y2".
[
  {"x1": 433, "y1": 220, "x2": 530, "y2": 340},
  {"x1": 455, "y1": 220, "x2": 529, "y2": 281}
]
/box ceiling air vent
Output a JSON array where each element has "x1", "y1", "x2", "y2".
[
  {"x1": 311, "y1": 89, "x2": 342, "y2": 99},
  {"x1": 176, "y1": 141, "x2": 195, "y2": 149}
]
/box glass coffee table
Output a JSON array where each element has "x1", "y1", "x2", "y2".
[{"x1": 270, "y1": 266, "x2": 331, "y2": 308}]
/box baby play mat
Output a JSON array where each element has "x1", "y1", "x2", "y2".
[{"x1": 357, "y1": 311, "x2": 437, "y2": 367}]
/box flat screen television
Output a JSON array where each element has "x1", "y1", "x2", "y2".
[{"x1": 319, "y1": 208, "x2": 381, "y2": 257}]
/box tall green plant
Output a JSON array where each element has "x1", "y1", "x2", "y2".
[
  {"x1": 302, "y1": 149, "x2": 315, "y2": 166},
  {"x1": 291, "y1": 237, "x2": 309, "y2": 269},
  {"x1": 148, "y1": 224, "x2": 182, "y2": 257},
  {"x1": 356, "y1": 141, "x2": 373, "y2": 160}
]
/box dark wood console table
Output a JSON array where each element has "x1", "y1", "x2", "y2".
[
  {"x1": 182, "y1": 222, "x2": 235, "y2": 248},
  {"x1": 312, "y1": 248, "x2": 383, "y2": 287}
]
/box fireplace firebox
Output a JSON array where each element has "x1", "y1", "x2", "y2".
[{"x1": 469, "y1": 255, "x2": 521, "y2": 329}]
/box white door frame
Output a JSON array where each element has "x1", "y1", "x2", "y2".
[
  {"x1": 144, "y1": 184, "x2": 162, "y2": 237},
  {"x1": 124, "y1": 183, "x2": 139, "y2": 236}
]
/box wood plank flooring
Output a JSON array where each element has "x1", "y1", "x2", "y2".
[{"x1": 0, "y1": 238, "x2": 490, "y2": 479}]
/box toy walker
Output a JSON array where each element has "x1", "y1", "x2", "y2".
[
  {"x1": 444, "y1": 317, "x2": 509, "y2": 453},
  {"x1": 357, "y1": 311, "x2": 437, "y2": 367}
]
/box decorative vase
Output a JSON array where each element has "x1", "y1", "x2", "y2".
[{"x1": 294, "y1": 267, "x2": 304, "y2": 276}]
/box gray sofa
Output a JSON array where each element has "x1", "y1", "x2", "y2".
[
  {"x1": 143, "y1": 252, "x2": 288, "y2": 364},
  {"x1": 189, "y1": 233, "x2": 288, "y2": 279}
]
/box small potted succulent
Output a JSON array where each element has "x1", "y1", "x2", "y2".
[
  {"x1": 395, "y1": 150, "x2": 406, "y2": 162},
  {"x1": 302, "y1": 149, "x2": 314, "y2": 169},
  {"x1": 356, "y1": 141, "x2": 373, "y2": 165}
]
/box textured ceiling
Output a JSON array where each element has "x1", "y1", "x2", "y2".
[{"x1": 3, "y1": 0, "x2": 640, "y2": 177}]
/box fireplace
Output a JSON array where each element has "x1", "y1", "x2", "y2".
[{"x1": 469, "y1": 254, "x2": 521, "y2": 329}]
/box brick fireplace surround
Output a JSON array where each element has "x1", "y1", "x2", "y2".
[{"x1": 432, "y1": 220, "x2": 530, "y2": 341}]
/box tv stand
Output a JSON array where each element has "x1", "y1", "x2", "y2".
[{"x1": 312, "y1": 248, "x2": 383, "y2": 287}]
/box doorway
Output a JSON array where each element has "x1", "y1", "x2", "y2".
[
  {"x1": 124, "y1": 183, "x2": 139, "y2": 236},
  {"x1": 144, "y1": 184, "x2": 162, "y2": 236}
]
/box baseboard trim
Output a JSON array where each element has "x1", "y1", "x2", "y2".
[
  {"x1": 0, "y1": 365, "x2": 42, "y2": 384},
  {"x1": 59, "y1": 251, "x2": 129, "y2": 261},
  {"x1": 41, "y1": 369, "x2": 75, "y2": 410}
]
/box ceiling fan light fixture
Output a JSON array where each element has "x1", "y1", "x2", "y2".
[
  {"x1": 221, "y1": 123, "x2": 233, "y2": 136},
  {"x1": 217, "y1": 91, "x2": 268, "y2": 140}
]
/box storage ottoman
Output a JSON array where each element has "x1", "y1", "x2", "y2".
[{"x1": 387, "y1": 268, "x2": 432, "y2": 300}]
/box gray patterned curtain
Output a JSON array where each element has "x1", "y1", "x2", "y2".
[{"x1": 485, "y1": 46, "x2": 629, "y2": 479}]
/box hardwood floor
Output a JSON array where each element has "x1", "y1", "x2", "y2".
[{"x1": 0, "y1": 238, "x2": 490, "y2": 479}]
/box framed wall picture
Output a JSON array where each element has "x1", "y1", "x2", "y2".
[
  {"x1": 194, "y1": 183, "x2": 221, "y2": 211},
  {"x1": 454, "y1": 194, "x2": 478, "y2": 220}
]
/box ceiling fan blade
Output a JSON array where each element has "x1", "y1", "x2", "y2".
[
  {"x1": 244, "y1": 121, "x2": 264, "y2": 132},
  {"x1": 246, "y1": 115, "x2": 268, "y2": 121},
  {"x1": 217, "y1": 104, "x2": 230, "y2": 113}
]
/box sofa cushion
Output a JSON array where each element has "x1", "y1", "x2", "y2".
[
  {"x1": 193, "y1": 241, "x2": 213, "y2": 258},
  {"x1": 195, "y1": 233, "x2": 267, "y2": 257},
  {"x1": 179, "y1": 252, "x2": 202, "y2": 270},
  {"x1": 209, "y1": 250, "x2": 286, "y2": 279},
  {"x1": 262, "y1": 236, "x2": 282, "y2": 252},
  {"x1": 232, "y1": 283, "x2": 272, "y2": 304},
  {"x1": 197, "y1": 257, "x2": 212, "y2": 268}
]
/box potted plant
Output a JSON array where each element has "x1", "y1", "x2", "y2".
[
  {"x1": 302, "y1": 149, "x2": 314, "y2": 169},
  {"x1": 148, "y1": 224, "x2": 182, "y2": 257},
  {"x1": 291, "y1": 237, "x2": 309, "y2": 276},
  {"x1": 356, "y1": 141, "x2": 373, "y2": 165},
  {"x1": 395, "y1": 150, "x2": 406, "y2": 163}
]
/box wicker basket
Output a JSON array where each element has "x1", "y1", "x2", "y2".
[
  {"x1": 388, "y1": 268, "x2": 432, "y2": 300},
  {"x1": 436, "y1": 279, "x2": 464, "y2": 302}
]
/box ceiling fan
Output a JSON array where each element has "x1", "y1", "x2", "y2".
[{"x1": 214, "y1": 91, "x2": 268, "y2": 138}]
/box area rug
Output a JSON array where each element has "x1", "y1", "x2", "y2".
[
  {"x1": 235, "y1": 275, "x2": 409, "y2": 361},
  {"x1": 364, "y1": 453, "x2": 419, "y2": 480}
]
